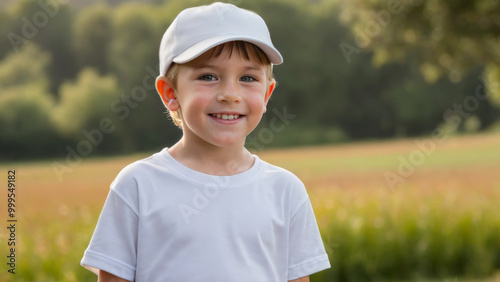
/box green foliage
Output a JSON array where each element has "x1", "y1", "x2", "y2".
[
  {"x1": 0, "y1": 0, "x2": 499, "y2": 158},
  {"x1": 109, "y1": 3, "x2": 160, "y2": 87},
  {"x1": 485, "y1": 63, "x2": 500, "y2": 108},
  {"x1": 52, "y1": 68, "x2": 119, "y2": 135},
  {"x1": 73, "y1": 4, "x2": 113, "y2": 74},
  {"x1": 0, "y1": 43, "x2": 59, "y2": 159},
  {"x1": 384, "y1": 65, "x2": 497, "y2": 135},
  {"x1": 105, "y1": 2, "x2": 183, "y2": 151},
  {"x1": 312, "y1": 191, "x2": 500, "y2": 282},
  {"x1": 0, "y1": 42, "x2": 50, "y2": 89},
  {"x1": 0, "y1": 9, "x2": 13, "y2": 60},
  {"x1": 259, "y1": 1, "x2": 326, "y2": 117},
  {"x1": 0, "y1": 85, "x2": 56, "y2": 157},
  {"x1": 339, "y1": 0, "x2": 500, "y2": 106},
  {"x1": 7, "y1": 0, "x2": 77, "y2": 91},
  {"x1": 13, "y1": 208, "x2": 99, "y2": 282}
]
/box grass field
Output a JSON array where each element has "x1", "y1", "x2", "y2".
[{"x1": 1, "y1": 133, "x2": 500, "y2": 281}]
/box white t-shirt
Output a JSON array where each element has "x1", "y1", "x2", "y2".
[{"x1": 81, "y1": 148, "x2": 330, "y2": 281}]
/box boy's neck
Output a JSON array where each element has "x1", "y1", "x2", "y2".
[{"x1": 167, "y1": 138, "x2": 254, "y2": 176}]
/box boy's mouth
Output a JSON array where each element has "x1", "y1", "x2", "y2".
[{"x1": 209, "y1": 113, "x2": 243, "y2": 120}]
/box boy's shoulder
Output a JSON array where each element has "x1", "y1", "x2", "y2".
[
  {"x1": 258, "y1": 157, "x2": 304, "y2": 185},
  {"x1": 116, "y1": 150, "x2": 166, "y2": 177},
  {"x1": 107, "y1": 149, "x2": 168, "y2": 197},
  {"x1": 256, "y1": 157, "x2": 310, "y2": 199}
]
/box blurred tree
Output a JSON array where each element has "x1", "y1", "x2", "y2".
[
  {"x1": 107, "y1": 3, "x2": 181, "y2": 151},
  {"x1": 73, "y1": 4, "x2": 112, "y2": 74},
  {"x1": 0, "y1": 43, "x2": 59, "y2": 159},
  {"x1": 109, "y1": 3, "x2": 159, "y2": 88},
  {"x1": 384, "y1": 65, "x2": 498, "y2": 135},
  {"x1": 52, "y1": 68, "x2": 127, "y2": 154},
  {"x1": 8, "y1": 0, "x2": 77, "y2": 93},
  {"x1": 0, "y1": 42, "x2": 50, "y2": 89},
  {"x1": 485, "y1": 63, "x2": 500, "y2": 108},
  {"x1": 2, "y1": 0, "x2": 498, "y2": 158},
  {"x1": 0, "y1": 9, "x2": 13, "y2": 60},
  {"x1": 252, "y1": 1, "x2": 326, "y2": 123},
  {"x1": 339, "y1": 0, "x2": 500, "y2": 106},
  {"x1": 0, "y1": 85, "x2": 56, "y2": 158},
  {"x1": 257, "y1": 2, "x2": 396, "y2": 139}
]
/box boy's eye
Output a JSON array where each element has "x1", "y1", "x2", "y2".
[
  {"x1": 199, "y1": 74, "x2": 217, "y2": 81},
  {"x1": 240, "y1": 76, "x2": 256, "y2": 82}
]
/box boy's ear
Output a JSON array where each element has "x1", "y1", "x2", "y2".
[
  {"x1": 264, "y1": 79, "x2": 276, "y2": 106},
  {"x1": 155, "y1": 76, "x2": 179, "y2": 111}
]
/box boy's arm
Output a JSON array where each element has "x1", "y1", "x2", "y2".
[
  {"x1": 289, "y1": 276, "x2": 310, "y2": 282},
  {"x1": 98, "y1": 270, "x2": 132, "y2": 282}
]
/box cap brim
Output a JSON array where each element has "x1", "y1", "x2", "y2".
[{"x1": 173, "y1": 35, "x2": 283, "y2": 65}]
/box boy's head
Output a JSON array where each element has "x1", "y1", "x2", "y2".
[{"x1": 155, "y1": 2, "x2": 282, "y2": 128}]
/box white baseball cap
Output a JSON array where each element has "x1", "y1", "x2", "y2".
[{"x1": 158, "y1": 2, "x2": 283, "y2": 76}]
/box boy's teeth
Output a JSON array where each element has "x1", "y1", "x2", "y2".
[{"x1": 212, "y1": 114, "x2": 240, "y2": 120}]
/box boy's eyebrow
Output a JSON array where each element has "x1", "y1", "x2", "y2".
[
  {"x1": 191, "y1": 63, "x2": 216, "y2": 70},
  {"x1": 245, "y1": 65, "x2": 265, "y2": 73},
  {"x1": 192, "y1": 62, "x2": 265, "y2": 73}
]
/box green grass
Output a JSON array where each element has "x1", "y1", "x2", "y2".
[
  {"x1": 311, "y1": 187, "x2": 500, "y2": 281},
  {"x1": 1, "y1": 132, "x2": 499, "y2": 281}
]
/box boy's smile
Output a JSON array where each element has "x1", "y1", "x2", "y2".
[
  {"x1": 171, "y1": 47, "x2": 276, "y2": 149},
  {"x1": 209, "y1": 113, "x2": 242, "y2": 122}
]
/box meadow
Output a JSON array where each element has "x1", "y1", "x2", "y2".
[{"x1": 1, "y1": 132, "x2": 499, "y2": 281}]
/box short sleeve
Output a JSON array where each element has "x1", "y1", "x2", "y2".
[
  {"x1": 287, "y1": 197, "x2": 331, "y2": 280},
  {"x1": 81, "y1": 189, "x2": 138, "y2": 281}
]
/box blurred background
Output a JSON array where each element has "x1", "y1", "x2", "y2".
[{"x1": 0, "y1": 0, "x2": 499, "y2": 281}]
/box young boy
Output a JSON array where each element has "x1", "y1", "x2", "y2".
[{"x1": 81, "y1": 2, "x2": 330, "y2": 281}]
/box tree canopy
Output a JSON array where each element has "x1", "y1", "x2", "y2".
[
  {"x1": 0, "y1": 0, "x2": 499, "y2": 159},
  {"x1": 339, "y1": 0, "x2": 500, "y2": 104}
]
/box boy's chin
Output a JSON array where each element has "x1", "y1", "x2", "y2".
[{"x1": 208, "y1": 135, "x2": 246, "y2": 148}]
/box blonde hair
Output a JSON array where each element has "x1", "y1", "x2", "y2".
[{"x1": 165, "y1": 41, "x2": 275, "y2": 128}]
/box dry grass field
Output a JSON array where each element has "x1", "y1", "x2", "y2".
[{"x1": 1, "y1": 132, "x2": 500, "y2": 281}]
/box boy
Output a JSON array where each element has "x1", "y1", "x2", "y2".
[{"x1": 81, "y1": 2, "x2": 330, "y2": 281}]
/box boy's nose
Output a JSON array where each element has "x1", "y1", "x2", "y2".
[{"x1": 217, "y1": 81, "x2": 241, "y2": 103}]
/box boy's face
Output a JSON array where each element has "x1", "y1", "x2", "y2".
[{"x1": 170, "y1": 48, "x2": 275, "y2": 149}]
